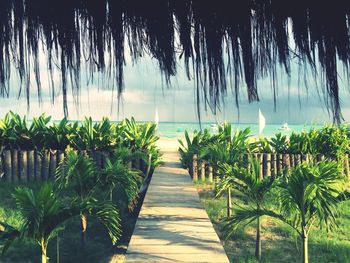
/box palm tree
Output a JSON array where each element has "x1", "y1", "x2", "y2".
[
  {"x1": 204, "y1": 126, "x2": 251, "y2": 217},
  {"x1": 55, "y1": 150, "x2": 121, "y2": 244},
  {"x1": 219, "y1": 158, "x2": 274, "y2": 260},
  {"x1": 277, "y1": 161, "x2": 346, "y2": 263},
  {"x1": 0, "y1": 184, "x2": 79, "y2": 263},
  {"x1": 224, "y1": 160, "x2": 346, "y2": 263},
  {"x1": 99, "y1": 157, "x2": 140, "y2": 204}
]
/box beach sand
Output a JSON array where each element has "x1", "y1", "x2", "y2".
[{"x1": 156, "y1": 136, "x2": 182, "y2": 152}]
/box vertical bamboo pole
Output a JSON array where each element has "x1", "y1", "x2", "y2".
[
  {"x1": 266, "y1": 154, "x2": 271, "y2": 177},
  {"x1": 193, "y1": 154, "x2": 198, "y2": 182},
  {"x1": 277, "y1": 154, "x2": 283, "y2": 174},
  {"x1": 282, "y1": 154, "x2": 287, "y2": 171},
  {"x1": 208, "y1": 165, "x2": 213, "y2": 183},
  {"x1": 35, "y1": 151, "x2": 42, "y2": 181},
  {"x1": 49, "y1": 150, "x2": 57, "y2": 179},
  {"x1": 285, "y1": 154, "x2": 291, "y2": 173},
  {"x1": 41, "y1": 150, "x2": 50, "y2": 180},
  {"x1": 271, "y1": 154, "x2": 276, "y2": 177},
  {"x1": 3, "y1": 150, "x2": 12, "y2": 181},
  {"x1": 295, "y1": 154, "x2": 301, "y2": 166},
  {"x1": 11, "y1": 149, "x2": 18, "y2": 182},
  {"x1": 57, "y1": 151, "x2": 65, "y2": 177},
  {"x1": 301, "y1": 154, "x2": 308, "y2": 164},
  {"x1": 28, "y1": 150, "x2": 35, "y2": 181},
  {"x1": 4, "y1": 150, "x2": 12, "y2": 181},
  {"x1": 19, "y1": 150, "x2": 27, "y2": 182},
  {"x1": 290, "y1": 154, "x2": 295, "y2": 168},
  {"x1": 200, "y1": 161, "x2": 205, "y2": 182}
]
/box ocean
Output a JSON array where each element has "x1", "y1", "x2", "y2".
[{"x1": 156, "y1": 122, "x2": 323, "y2": 139}]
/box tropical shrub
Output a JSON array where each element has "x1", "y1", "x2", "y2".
[
  {"x1": 178, "y1": 129, "x2": 214, "y2": 170},
  {"x1": 55, "y1": 151, "x2": 122, "y2": 244},
  {"x1": 220, "y1": 158, "x2": 274, "y2": 260},
  {"x1": 0, "y1": 184, "x2": 80, "y2": 263}
]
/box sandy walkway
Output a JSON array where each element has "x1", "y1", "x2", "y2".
[{"x1": 125, "y1": 141, "x2": 229, "y2": 262}]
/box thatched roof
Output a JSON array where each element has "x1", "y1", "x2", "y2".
[{"x1": 1, "y1": 0, "x2": 349, "y2": 122}]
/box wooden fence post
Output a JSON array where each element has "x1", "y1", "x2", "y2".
[
  {"x1": 301, "y1": 154, "x2": 307, "y2": 164},
  {"x1": 278, "y1": 154, "x2": 283, "y2": 174},
  {"x1": 247, "y1": 153, "x2": 251, "y2": 172},
  {"x1": 193, "y1": 154, "x2": 198, "y2": 182},
  {"x1": 285, "y1": 154, "x2": 291, "y2": 173},
  {"x1": 208, "y1": 165, "x2": 213, "y2": 183},
  {"x1": 28, "y1": 150, "x2": 35, "y2": 181},
  {"x1": 34, "y1": 150, "x2": 42, "y2": 181},
  {"x1": 290, "y1": 154, "x2": 294, "y2": 168},
  {"x1": 295, "y1": 154, "x2": 301, "y2": 166},
  {"x1": 270, "y1": 154, "x2": 275, "y2": 177},
  {"x1": 3, "y1": 150, "x2": 12, "y2": 181},
  {"x1": 200, "y1": 161, "x2": 206, "y2": 181},
  {"x1": 11, "y1": 150, "x2": 18, "y2": 182},
  {"x1": 19, "y1": 150, "x2": 27, "y2": 182},
  {"x1": 282, "y1": 154, "x2": 287, "y2": 171},
  {"x1": 49, "y1": 151, "x2": 57, "y2": 179},
  {"x1": 41, "y1": 150, "x2": 50, "y2": 180},
  {"x1": 266, "y1": 154, "x2": 271, "y2": 177}
]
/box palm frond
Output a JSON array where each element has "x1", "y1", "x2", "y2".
[{"x1": 83, "y1": 199, "x2": 121, "y2": 244}]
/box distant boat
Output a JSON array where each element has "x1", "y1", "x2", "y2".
[
  {"x1": 258, "y1": 109, "x2": 265, "y2": 135},
  {"x1": 279, "y1": 122, "x2": 291, "y2": 131},
  {"x1": 209, "y1": 123, "x2": 219, "y2": 133}
]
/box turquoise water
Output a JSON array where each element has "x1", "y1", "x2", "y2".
[{"x1": 157, "y1": 122, "x2": 323, "y2": 138}]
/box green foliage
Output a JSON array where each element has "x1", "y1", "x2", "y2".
[
  {"x1": 0, "y1": 184, "x2": 80, "y2": 261},
  {"x1": 220, "y1": 160, "x2": 348, "y2": 263},
  {"x1": 309, "y1": 126, "x2": 349, "y2": 159},
  {"x1": 55, "y1": 151, "x2": 98, "y2": 201},
  {"x1": 178, "y1": 129, "x2": 214, "y2": 169},
  {"x1": 0, "y1": 113, "x2": 160, "y2": 158},
  {"x1": 122, "y1": 117, "x2": 159, "y2": 152},
  {"x1": 99, "y1": 157, "x2": 141, "y2": 206},
  {"x1": 277, "y1": 161, "x2": 346, "y2": 233},
  {"x1": 270, "y1": 133, "x2": 289, "y2": 153}
]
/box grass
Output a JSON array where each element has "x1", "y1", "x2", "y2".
[
  {"x1": 0, "y1": 182, "x2": 141, "y2": 263},
  {"x1": 197, "y1": 183, "x2": 350, "y2": 263}
]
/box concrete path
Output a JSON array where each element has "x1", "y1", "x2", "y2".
[{"x1": 125, "y1": 150, "x2": 229, "y2": 262}]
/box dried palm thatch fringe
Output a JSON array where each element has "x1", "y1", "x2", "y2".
[{"x1": 0, "y1": 0, "x2": 349, "y2": 123}]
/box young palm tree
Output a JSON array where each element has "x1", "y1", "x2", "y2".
[
  {"x1": 99, "y1": 157, "x2": 140, "y2": 204},
  {"x1": 55, "y1": 150, "x2": 121, "y2": 244},
  {"x1": 204, "y1": 126, "x2": 251, "y2": 217},
  {"x1": 224, "y1": 160, "x2": 346, "y2": 263},
  {"x1": 277, "y1": 161, "x2": 345, "y2": 263},
  {"x1": 0, "y1": 184, "x2": 79, "y2": 263},
  {"x1": 219, "y1": 158, "x2": 274, "y2": 260}
]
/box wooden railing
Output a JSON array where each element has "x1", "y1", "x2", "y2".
[{"x1": 191, "y1": 153, "x2": 350, "y2": 182}]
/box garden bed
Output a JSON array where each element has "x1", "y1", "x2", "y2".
[
  {"x1": 0, "y1": 177, "x2": 152, "y2": 263},
  {"x1": 196, "y1": 183, "x2": 350, "y2": 263}
]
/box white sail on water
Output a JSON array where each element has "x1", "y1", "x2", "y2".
[{"x1": 258, "y1": 109, "x2": 265, "y2": 135}]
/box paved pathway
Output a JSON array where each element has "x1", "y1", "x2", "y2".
[{"x1": 125, "y1": 150, "x2": 229, "y2": 262}]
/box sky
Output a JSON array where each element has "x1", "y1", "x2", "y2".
[{"x1": 1, "y1": 50, "x2": 350, "y2": 124}]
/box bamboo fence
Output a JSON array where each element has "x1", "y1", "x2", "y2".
[
  {"x1": 191, "y1": 153, "x2": 350, "y2": 182},
  {"x1": 0, "y1": 149, "x2": 109, "y2": 182}
]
